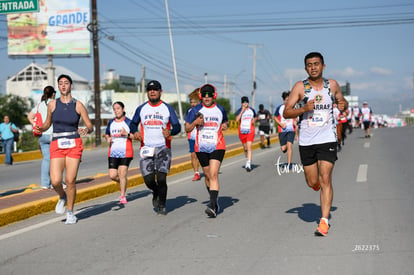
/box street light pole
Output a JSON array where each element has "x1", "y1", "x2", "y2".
[{"x1": 165, "y1": 0, "x2": 184, "y2": 131}]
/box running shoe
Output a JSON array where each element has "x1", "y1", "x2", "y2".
[
  {"x1": 192, "y1": 172, "x2": 201, "y2": 181},
  {"x1": 55, "y1": 194, "x2": 67, "y2": 214},
  {"x1": 120, "y1": 196, "x2": 127, "y2": 204},
  {"x1": 315, "y1": 218, "x2": 330, "y2": 236},
  {"x1": 245, "y1": 163, "x2": 252, "y2": 172},
  {"x1": 312, "y1": 182, "x2": 321, "y2": 191},
  {"x1": 65, "y1": 212, "x2": 78, "y2": 225},
  {"x1": 205, "y1": 206, "x2": 217, "y2": 218},
  {"x1": 152, "y1": 194, "x2": 159, "y2": 208},
  {"x1": 158, "y1": 207, "x2": 167, "y2": 216}
]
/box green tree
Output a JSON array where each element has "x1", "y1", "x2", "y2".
[
  {"x1": 0, "y1": 94, "x2": 31, "y2": 127},
  {"x1": 102, "y1": 80, "x2": 137, "y2": 93},
  {"x1": 216, "y1": 97, "x2": 231, "y2": 114},
  {"x1": 102, "y1": 80, "x2": 121, "y2": 92},
  {"x1": 170, "y1": 101, "x2": 191, "y2": 116}
]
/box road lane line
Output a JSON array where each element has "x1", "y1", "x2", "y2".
[
  {"x1": 0, "y1": 217, "x2": 63, "y2": 241},
  {"x1": 1, "y1": 148, "x2": 277, "y2": 240},
  {"x1": 356, "y1": 164, "x2": 368, "y2": 182}
]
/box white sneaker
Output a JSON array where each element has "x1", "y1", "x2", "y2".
[
  {"x1": 55, "y1": 194, "x2": 66, "y2": 214},
  {"x1": 65, "y1": 212, "x2": 78, "y2": 225}
]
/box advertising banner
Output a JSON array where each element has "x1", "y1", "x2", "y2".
[{"x1": 7, "y1": 0, "x2": 90, "y2": 56}]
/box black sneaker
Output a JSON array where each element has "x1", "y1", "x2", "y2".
[
  {"x1": 215, "y1": 201, "x2": 220, "y2": 214},
  {"x1": 152, "y1": 194, "x2": 159, "y2": 209},
  {"x1": 157, "y1": 207, "x2": 167, "y2": 216},
  {"x1": 205, "y1": 207, "x2": 216, "y2": 218}
]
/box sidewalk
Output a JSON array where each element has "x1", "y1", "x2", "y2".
[{"x1": 0, "y1": 136, "x2": 279, "y2": 227}]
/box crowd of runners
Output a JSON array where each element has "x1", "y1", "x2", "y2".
[{"x1": 29, "y1": 52, "x2": 375, "y2": 237}]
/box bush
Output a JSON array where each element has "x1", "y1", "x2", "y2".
[{"x1": 20, "y1": 131, "x2": 40, "y2": 152}]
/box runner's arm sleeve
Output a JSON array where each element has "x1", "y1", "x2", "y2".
[
  {"x1": 219, "y1": 105, "x2": 229, "y2": 123},
  {"x1": 168, "y1": 104, "x2": 181, "y2": 136},
  {"x1": 106, "y1": 119, "x2": 114, "y2": 135},
  {"x1": 130, "y1": 106, "x2": 142, "y2": 133}
]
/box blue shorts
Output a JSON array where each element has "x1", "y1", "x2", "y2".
[
  {"x1": 279, "y1": 131, "x2": 295, "y2": 146},
  {"x1": 188, "y1": 139, "x2": 195, "y2": 153}
]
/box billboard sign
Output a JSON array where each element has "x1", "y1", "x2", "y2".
[
  {"x1": 0, "y1": 0, "x2": 39, "y2": 14},
  {"x1": 7, "y1": 0, "x2": 90, "y2": 56}
]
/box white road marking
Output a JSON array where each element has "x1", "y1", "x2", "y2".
[
  {"x1": 0, "y1": 216, "x2": 64, "y2": 241},
  {"x1": 364, "y1": 142, "x2": 370, "y2": 148},
  {"x1": 0, "y1": 148, "x2": 276, "y2": 241},
  {"x1": 356, "y1": 164, "x2": 368, "y2": 182}
]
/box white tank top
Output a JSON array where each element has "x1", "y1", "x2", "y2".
[{"x1": 298, "y1": 78, "x2": 337, "y2": 146}]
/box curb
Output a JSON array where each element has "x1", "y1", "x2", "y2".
[{"x1": 0, "y1": 136, "x2": 279, "y2": 227}]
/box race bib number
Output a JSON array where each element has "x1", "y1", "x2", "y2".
[
  {"x1": 259, "y1": 114, "x2": 266, "y2": 120},
  {"x1": 199, "y1": 130, "x2": 218, "y2": 145},
  {"x1": 240, "y1": 119, "x2": 251, "y2": 134},
  {"x1": 309, "y1": 111, "x2": 328, "y2": 127},
  {"x1": 57, "y1": 138, "x2": 76, "y2": 149},
  {"x1": 140, "y1": 146, "x2": 155, "y2": 158}
]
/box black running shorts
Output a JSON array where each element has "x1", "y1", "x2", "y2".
[
  {"x1": 196, "y1": 150, "x2": 225, "y2": 167},
  {"x1": 108, "y1": 157, "x2": 133, "y2": 169},
  {"x1": 299, "y1": 142, "x2": 337, "y2": 166}
]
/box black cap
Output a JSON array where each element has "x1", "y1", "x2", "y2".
[
  {"x1": 259, "y1": 104, "x2": 264, "y2": 110},
  {"x1": 200, "y1": 84, "x2": 216, "y2": 97},
  {"x1": 241, "y1": 96, "x2": 249, "y2": 103},
  {"x1": 146, "y1": 80, "x2": 162, "y2": 91},
  {"x1": 58, "y1": 74, "x2": 72, "y2": 84}
]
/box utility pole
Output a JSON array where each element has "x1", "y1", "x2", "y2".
[
  {"x1": 248, "y1": 44, "x2": 262, "y2": 108},
  {"x1": 90, "y1": 0, "x2": 101, "y2": 146},
  {"x1": 165, "y1": 0, "x2": 184, "y2": 132},
  {"x1": 140, "y1": 65, "x2": 146, "y2": 105}
]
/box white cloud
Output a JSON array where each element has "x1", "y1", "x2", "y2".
[
  {"x1": 330, "y1": 67, "x2": 365, "y2": 78},
  {"x1": 283, "y1": 69, "x2": 307, "y2": 85},
  {"x1": 370, "y1": 67, "x2": 393, "y2": 76}
]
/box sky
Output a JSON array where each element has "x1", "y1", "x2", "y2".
[{"x1": 1, "y1": 0, "x2": 414, "y2": 116}]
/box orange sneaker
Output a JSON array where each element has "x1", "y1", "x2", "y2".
[
  {"x1": 192, "y1": 172, "x2": 201, "y2": 181},
  {"x1": 312, "y1": 182, "x2": 321, "y2": 191},
  {"x1": 315, "y1": 218, "x2": 330, "y2": 236}
]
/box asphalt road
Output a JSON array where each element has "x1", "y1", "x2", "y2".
[
  {"x1": 0, "y1": 127, "x2": 413, "y2": 275},
  {"x1": 0, "y1": 134, "x2": 241, "y2": 191}
]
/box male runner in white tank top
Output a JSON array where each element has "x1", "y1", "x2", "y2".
[{"x1": 284, "y1": 52, "x2": 348, "y2": 236}]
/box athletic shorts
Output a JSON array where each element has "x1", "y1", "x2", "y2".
[
  {"x1": 279, "y1": 131, "x2": 295, "y2": 146},
  {"x1": 363, "y1": 121, "x2": 370, "y2": 129},
  {"x1": 258, "y1": 125, "x2": 270, "y2": 136},
  {"x1": 299, "y1": 142, "x2": 338, "y2": 166},
  {"x1": 239, "y1": 131, "x2": 255, "y2": 143},
  {"x1": 354, "y1": 116, "x2": 360, "y2": 121},
  {"x1": 139, "y1": 147, "x2": 171, "y2": 177},
  {"x1": 188, "y1": 139, "x2": 195, "y2": 153},
  {"x1": 50, "y1": 137, "x2": 83, "y2": 159},
  {"x1": 108, "y1": 157, "x2": 133, "y2": 169},
  {"x1": 196, "y1": 150, "x2": 225, "y2": 167}
]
